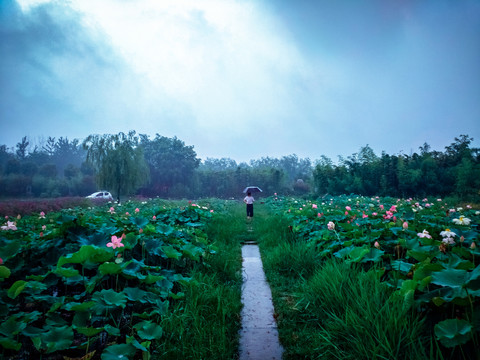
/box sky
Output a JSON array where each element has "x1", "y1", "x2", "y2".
[{"x1": 1, "y1": 0, "x2": 479, "y2": 163}]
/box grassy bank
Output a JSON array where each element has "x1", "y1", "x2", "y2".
[
  {"x1": 254, "y1": 206, "x2": 438, "y2": 360},
  {"x1": 155, "y1": 200, "x2": 244, "y2": 359}
]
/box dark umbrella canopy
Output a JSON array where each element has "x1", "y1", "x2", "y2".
[{"x1": 243, "y1": 186, "x2": 262, "y2": 193}]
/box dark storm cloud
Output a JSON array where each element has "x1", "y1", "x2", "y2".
[{"x1": 0, "y1": 0, "x2": 129, "y2": 147}]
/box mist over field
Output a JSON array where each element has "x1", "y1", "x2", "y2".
[{"x1": 1, "y1": 0, "x2": 479, "y2": 163}]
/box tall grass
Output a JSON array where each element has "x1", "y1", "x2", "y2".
[
  {"x1": 256, "y1": 209, "x2": 433, "y2": 360},
  {"x1": 154, "y1": 201, "x2": 244, "y2": 359}
]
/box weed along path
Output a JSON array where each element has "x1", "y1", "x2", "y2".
[{"x1": 239, "y1": 221, "x2": 284, "y2": 360}]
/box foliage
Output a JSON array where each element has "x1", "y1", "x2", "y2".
[
  {"x1": 261, "y1": 195, "x2": 480, "y2": 359},
  {"x1": 0, "y1": 198, "x2": 229, "y2": 359},
  {"x1": 83, "y1": 131, "x2": 149, "y2": 201}
]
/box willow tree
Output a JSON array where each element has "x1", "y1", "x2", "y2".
[{"x1": 83, "y1": 131, "x2": 149, "y2": 202}]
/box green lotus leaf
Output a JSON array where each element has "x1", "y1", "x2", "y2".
[
  {"x1": 131, "y1": 216, "x2": 149, "y2": 228},
  {"x1": 127, "y1": 335, "x2": 149, "y2": 352},
  {"x1": 0, "y1": 240, "x2": 21, "y2": 260},
  {"x1": 92, "y1": 289, "x2": 127, "y2": 314},
  {"x1": 0, "y1": 266, "x2": 11, "y2": 279},
  {"x1": 98, "y1": 262, "x2": 123, "y2": 275},
  {"x1": 101, "y1": 343, "x2": 137, "y2": 360},
  {"x1": 7, "y1": 280, "x2": 27, "y2": 299},
  {"x1": 156, "y1": 223, "x2": 174, "y2": 236},
  {"x1": 64, "y1": 301, "x2": 96, "y2": 311},
  {"x1": 76, "y1": 326, "x2": 104, "y2": 337},
  {"x1": 57, "y1": 245, "x2": 112, "y2": 268},
  {"x1": 181, "y1": 243, "x2": 203, "y2": 261},
  {"x1": 0, "y1": 337, "x2": 21, "y2": 351},
  {"x1": 142, "y1": 273, "x2": 166, "y2": 285},
  {"x1": 361, "y1": 248, "x2": 384, "y2": 263},
  {"x1": 162, "y1": 245, "x2": 182, "y2": 260},
  {"x1": 40, "y1": 325, "x2": 74, "y2": 353},
  {"x1": 431, "y1": 268, "x2": 468, "y2": 288},
  {"x1": 54, "y1": 267, "x2": 80, "y2": 278},
  {"x1": 124, "y1": 287, "x2": 149, "y2": 303},
  {"x1": 104, "y1": 324, "x2": 121, "y2": 336},
  {"x1": 0, "y1": 316, "x2": 27, "y2": 337},
  {"x1": 434, "y1": 318, "x2": 472, "y2": 348},
  {"x1": 391, "y1": 260, "x2": 413, "y2": 274},
  {"x1": 413, "y1": 263, "x2": 443, "y2": 282},
  {"x1": 134, "y1": 320, "x2": 163, "y2": 340}
]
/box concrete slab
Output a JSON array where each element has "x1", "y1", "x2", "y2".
[{"x1": 239, "y1": 244, "x2": 284, "y2": 360}]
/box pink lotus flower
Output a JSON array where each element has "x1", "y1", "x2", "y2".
[
  {"x1": 312, "y1": 204, "x2": 318, "y2": 209},
  {"x1": 107, "y1": 235, "x2": 125, "y2": 249},
  {"x1": 345, "y1": 211, "x2": 348, "y2": 215},
  {"x1": 274, "y1": 193, "x2": 277, "y2": 196},
  {"x1": 139, "y1": 228, "x2": 143, "y2": 234},
  {"x1": 125, "y1": 212, "x2": 130, "y2": 216},
  {"x1": 39, "y1": 232, "x2": 43, "y2": 237},
  {"x1": 0, "y1": 258, "x2": 3, "y2": 264},
  {"x1": 362, "y1": 213, "x2": 368, "y2": 219},
  {"x1": 372, "y1": 212, "x2": 378, "y2": 216},
  {"x1": 1, "y1": 221, "x2": 17, "y2": 231},
  {"x1": 152, "y1": 215, "x2": 157, "y2": 220},
  {"x1": 327, "y1": 221, "x2": 335, "y2": 230},
  {"x1": 345, "y1": 206, "x2": 351, "y2": 211},
  {"x1": 317, "y1": 213, "x2": 322, "y2": 217},
  {"x1": 135, "y1": 208, "x2": 140, "y2": 213},
  {"x1": 403, "y1": 222, "x2": 408, "y2": 230},
  {"x1": 39, "y1": 211, "x2": 46, "y2": 219},
  {"x1": 42, "y1": 225, "x2": 46, "y2": 230},
  {"x1": 379, "y1": 205, "x2": 384, "y2": 210},
  {"x1": 210, "y1": 209, "x2": 214, "y2": 213},
  {"x1": 109, "y1": 207, "x2": 115, "y2": 214}
]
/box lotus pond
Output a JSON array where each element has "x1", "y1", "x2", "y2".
[{"x1": 263, "y1": 195, "x2": 479, "y2": 358}]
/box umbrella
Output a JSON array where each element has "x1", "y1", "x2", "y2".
[{"x1": 243, "y1": 186, "x2": 262, "y2": 193}]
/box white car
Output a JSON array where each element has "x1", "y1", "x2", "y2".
[{"x1": 86, "y1": 191, "x2": 113, "y2": 200}]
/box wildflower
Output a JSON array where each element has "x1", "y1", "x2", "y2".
[
  {"x1": 1, "y1": 221, "x2": 17, "y2": 231},
  {"x1": 327, "y1": 221, "x2": 335, "y2": 230},
  {"x1": 39, "y1": 211, "x2": 46, "y2": 219},
  {"x1": 440, "y1": 229, "x2": 457, "y2": 238},
  {"x1": 452, "y1": 216, "x2": 471, "y2": 225},
  {"x1": 417, "y1": 230, "x2": 432, "y2": 239},
  {"x1": 403, "y1": 222, "x2": 408, "y2": 230},
  {"x1": 345, "y1": 206, "x2": 351, "y2": 211},
  {"x1": 471, "y1": 242, "x2": 476, "y2": 250},
  {"x1": 312, "y1": 204, "x2": 318, "y2": 209},
  {"x1": 109, "y1": 207, "x2": 115, "y2": 214},
  {"x1": 107, "y1": 235, "x2": 125, "y2": 249},
  {"x1": 374, "y1": 241, "x2": 380, "y2": 249}
]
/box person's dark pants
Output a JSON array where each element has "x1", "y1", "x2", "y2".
[{"x1": 246, "y1": 204, "x2": 253, "y2": 217}]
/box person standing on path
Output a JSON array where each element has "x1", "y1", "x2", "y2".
[{"x1": 244, "y1": 192, "x2": 255, "y2": 219}]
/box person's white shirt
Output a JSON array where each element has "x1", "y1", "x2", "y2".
[{"x1": 244, "y1": 195, "x2": 254, "y2": 204}]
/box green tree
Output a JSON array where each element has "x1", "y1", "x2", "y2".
[
  {"x1": 140, "y1": 134, "x2": 200, "y2": 197},
  {"x1": 83, "y1": 131, "x2": 149, "y2": 202}
]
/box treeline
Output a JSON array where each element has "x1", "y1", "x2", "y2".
[{"x1": 0, "y1": 133, "x2": 478, "y2": 200}]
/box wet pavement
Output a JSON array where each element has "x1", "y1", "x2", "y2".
[{"x1": 239, "y1": 244, "x2": 284, "y2": 360}]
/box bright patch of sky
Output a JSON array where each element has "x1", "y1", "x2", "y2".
[{"x1": 2, "y1": 0, "x2": 480, "y2": 162}]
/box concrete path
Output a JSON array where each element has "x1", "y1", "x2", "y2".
[{"x1": 239, "y1": 244, "x2": 284, "y2": 360}]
